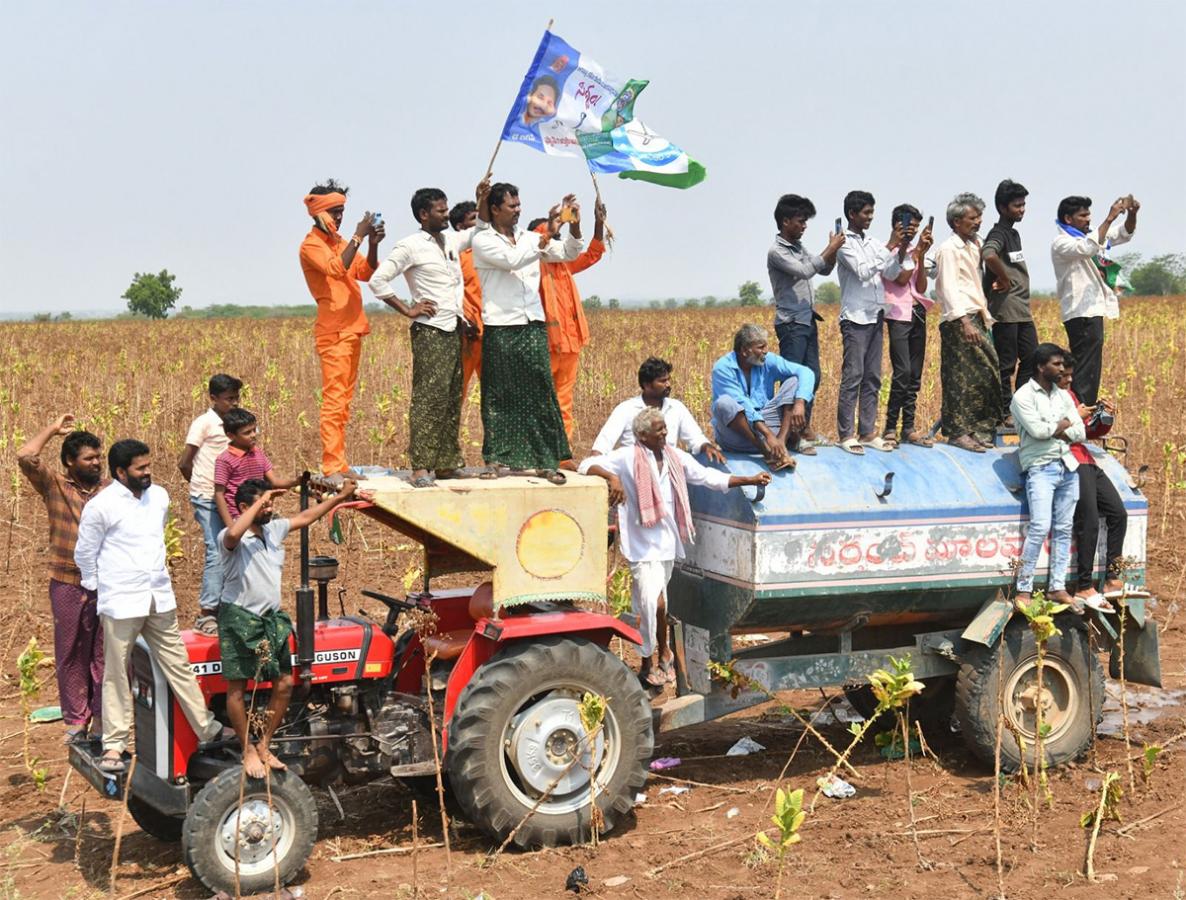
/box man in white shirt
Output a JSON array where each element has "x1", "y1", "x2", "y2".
[
  {"x1": 472, "y1": 182, "x2": 583, "y2": 479},
  {"x1": 591, "y1": 357, "x2": 726, "y2": 462},
  {"x1": 1052, "y1": 194, "x2": 1138, "y2": 407},
  {"x1": 369, "y1": 180, "x2": 490, "y2": 487},
  {"x1": 579, "y1": 408, "x2": 770, "y2": 687},
  {"x1": 835, "y1": 190, "x2": 905, "y2": 454},
  {"x1": 1009, "y1": 344, "x2": 1087, "y2": 611},
  {"x1": 75, "y1": 439, "x2": 222, "y2": 771},
  {"x1": 933, "y1": 193, "x2": 1004, "y2": 453}
]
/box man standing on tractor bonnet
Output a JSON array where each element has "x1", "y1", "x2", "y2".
[
  {"x1": 299, "y1": 179, "x2": 386, "y2": 487},
  {"x1": 17, "y1": 414, "x2": 109, "y2": 743},
  {"x1": 75, "y1": 439, "x2": 224, "y2": 772}
]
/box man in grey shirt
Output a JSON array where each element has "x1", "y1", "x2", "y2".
[
  {"x1": 767, "y1": 194, "x2": 845, "y2": 446},
  {"x1": 218, "y1": 477, "x2": 359, "y2": 778},
  {"x1": 981, "y1": 179, "x2": 1036, "y2": 419}
]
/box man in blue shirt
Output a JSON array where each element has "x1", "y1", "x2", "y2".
[{"x1": 711, "y1": 324, "x2": 816, "y2": 471}]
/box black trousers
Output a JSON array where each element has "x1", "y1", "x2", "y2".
[
  {"x1": 1073, "y1": 463, "x2": 1127, "y2": 590},
  {"x1": 992, "y1": 320, "x2": 1038, "y2": 409},
  {"x1": 775, "y1": 317, "x2": 820, "y2": 426},
  {"x1": 1064, "y1": 315, "x2": 1105, "y2": 407},
  {"x1": 884, "y1": 306, "x2": 927, "y2": 435}
]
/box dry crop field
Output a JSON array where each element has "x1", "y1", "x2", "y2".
[{"x1": 0, "y1": 298, "x2": 1184, "y2": 899}]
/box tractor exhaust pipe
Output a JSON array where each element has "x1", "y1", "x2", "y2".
[{"x1": 296, "y1": 472, "x2": 315, "y2": 680}]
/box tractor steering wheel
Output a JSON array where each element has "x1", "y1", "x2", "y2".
[{"x1": 360, "y1": 589, "x2": 420, "y2": 614}]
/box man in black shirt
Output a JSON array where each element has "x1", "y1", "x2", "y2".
[{"x1": 981, "y1": 179, "x2": 1036, "y2": 424}]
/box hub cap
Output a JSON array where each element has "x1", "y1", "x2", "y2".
[
  {"x1": 1004, "y1": 656, "x2": 1080, "y2": 744},
  {"x1": 217, "y1": 795, "x2": 295, "y2": 875},
  {"x1": 502, "y1": 688, "x2": 616, "y2": 815}
]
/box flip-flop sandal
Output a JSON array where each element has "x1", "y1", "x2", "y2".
[
  {"x1": 193, "y1": 615, "x2": 219, "y2": 636},
  {"x1": 768, "y1": 455, "x2": 797, "y2": 472},
  {"x1": 950, "y1": 435, "x2": 986, "y2": 453},
  {"x1": 806, "y1": 435, "x2": 835, "y2": 448},
  {"x1": 904, "y1": 432, "x2": 934, "y2": 448},
  {"x1": 790, "y1": 440, "x2": 817, "y2": 456},
  {"x1": 839, "y1": 438, "x2": 865, "y2": 456},
  {"x1": 1081, "y1": 593, "x2": 1117, "y2": 614},
  {"x1": 537, "y1": 469, "x2": 567, "y2": 485},
  {"x1": 64, "y1": 727, "x2": 87, "y2": 745},
  {"x1": 98, "y1": 754, "x2": 126, "y2": 773},
  {"x1": 410, "y1": 474, "x2": 436, "y2": 488},
  {"x1": 477, "y1": 466, "x2": 508, "y2": 480},
  {"x1": 860, "y1": 436, "x2": 894, "y2": 452}
]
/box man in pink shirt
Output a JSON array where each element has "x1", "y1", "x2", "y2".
[{"x1": 882, "y1": 205, "x2": 935, "y2": 447}]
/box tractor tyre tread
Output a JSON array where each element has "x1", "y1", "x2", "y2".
[
  {"x1": 127, "y1": 793, "x2": 183, "y2": 842},
  {"x1": 446, "y1": 636, "x2": 652, "y2": 849}
]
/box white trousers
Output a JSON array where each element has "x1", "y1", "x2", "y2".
[{"x1": 628, "y1": 559, "x2": 674, "y2": 658}]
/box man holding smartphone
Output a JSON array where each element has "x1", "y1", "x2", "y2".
[{"x1": 767, "y1": 194, "x2": 845, "y2": 450}]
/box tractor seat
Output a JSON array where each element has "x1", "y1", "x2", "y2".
[{"x1": 421, "y1": 582, "x2": 494, "y2": 662}]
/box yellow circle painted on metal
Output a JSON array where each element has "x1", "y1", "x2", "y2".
[{"x1": 516, "y1": 509, "x2": 584, "y2": 579}]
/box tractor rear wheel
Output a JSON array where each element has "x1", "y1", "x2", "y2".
[
  {"x1": 956, "y1": 617, "x2": 1103, "y2": 772},
  {"x1": 127, "y1": 794, "x2": 183, "y2": 842},
  {"x1": 446, "y1": 636, "x2": 653, "y2": 848},
  {"x1": 843, "y1": 675, "x2": 957, "y2": 739},
  {"x1": 181, "y1": 767, "x2": 317, "y2": 896}
]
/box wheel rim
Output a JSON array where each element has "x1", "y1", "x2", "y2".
[
  {"x1": 1003, "y1": 655, "x2": 1081, "y2": 745},
  {"x1": 215, "y1": 790, "x2": 297, "y2": 877},
  {"x1": 500, "y1": 684, "x2": 619, "y2": 816}
]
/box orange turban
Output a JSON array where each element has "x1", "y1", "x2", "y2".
[{"x1": 304, "y1": 192, "x2": 347, "y2": 216}]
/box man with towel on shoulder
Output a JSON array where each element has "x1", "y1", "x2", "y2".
[
  {"x1": 299, "y1": 180, "x2": 386, "y2": 488},
  {"x1": 579, "y1": 408, "x2": 770, "y2": 688}
]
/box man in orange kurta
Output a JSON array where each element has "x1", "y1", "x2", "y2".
[
  {"x1": 450, "y1": 201, "x2": 483, "y2": 401},
  {"x1": 298, "y1": 182, "x2": 385, "y2": 482},
  {"x1": 534, "y1": 200, "x2": 607, "y2": 440}
]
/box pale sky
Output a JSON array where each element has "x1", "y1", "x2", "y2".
[{"x1": 2, "y1": 1, "x2": 1184, "y2": 316}]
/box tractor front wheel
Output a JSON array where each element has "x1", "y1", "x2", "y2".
[
  {"x1": 181, "y1": 767, "x2": 317, "y2": 896},
  {"x1": 446, "y1": 636, "x2": 653, "y2": 848}
]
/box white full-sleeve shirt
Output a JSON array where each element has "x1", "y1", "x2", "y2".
[
  {"x1": 472, "y1": 228, "x2": 583, "y2": 326},
  {"x1": 578, "y1": 445, "x2": 731, "y2": 563},
  {"x1": 1051, "y1": 222, "x2": 1132, "y2": 322},
  {"x1": 590, "y1": 396, "x2": 713, "y2": 456},
  {"x1": 74, "y1": 481, "x2": 176, "y2": 618},
  {"x1": 836, "y1": 230, "x2": 902, "y2": 325},
  {"x1": 367, "y1": 224, "x2": 485, "y2": 332}
]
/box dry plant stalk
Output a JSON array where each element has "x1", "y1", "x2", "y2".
[
  {"x1": 109, "y1": 755, "x2": 137, "y2": 893},
  {"x1": 421, "y1": 648, "x2": 452, "y2": 884},
  {"x1": 411, "y1": 798, "x2": 419, "y2": 898},
  {"x1": 993, "y1": 636, "x2": 1007, "y2": 900}
]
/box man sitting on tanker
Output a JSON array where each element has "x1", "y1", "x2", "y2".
[
  {"x1": 710, "y1": 324, "x2": 816, "y2": 471},
  {"x1": 590, "y1": 356, "x2": 726, "y2": 463},
  {"x1": 579, "y1": 408, "x2": 771, "y2": 687},
  {"x1": 218, "y1": 477, "x2": 360, "y2": 778}
]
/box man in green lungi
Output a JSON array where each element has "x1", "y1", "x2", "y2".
[
  {"x1": 219, "y1": 477, "x2": 358, "y2": 778},
  {"x1": 472, "y1": 182, "x2": 584, "y2": 481},
  {"x1": 369, "y1": 179, "x2": 491, "y2": 487}
]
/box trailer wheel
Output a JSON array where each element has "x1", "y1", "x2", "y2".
[
  {"x1": 446, "y1": 636, "x2": 653, "y2": 848},
  {"x1": 181, "y1": 767, "x2": 317, "y2": 896},
  {"x1": 843, "y1": 675, "x2": 957, "y2": 736},
  {"x1": 127, "y1": 794, "x2": 183, "y2": 842},
  {"x1": 956, "y1": 617, "x2": 1103, "y2": 772}
]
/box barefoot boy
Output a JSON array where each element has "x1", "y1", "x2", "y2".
[{"x1": 219, "y1": 477, "x2": 359, "y2": 777}]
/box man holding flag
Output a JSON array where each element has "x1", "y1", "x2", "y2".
[{"x1": 472, "y1": 184, "x2": 583, "y2": 479}]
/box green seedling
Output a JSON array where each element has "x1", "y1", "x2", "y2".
[
  {"x1": 578, "y1": 692, "x2": 608, "y2": 848},
  {"x1": 755, "y1": 787, "x2": 805, "y2": 900},
  {"x1": 18, "y1": 638, "x2": 51, "y2": 790},
  {"x1": 1141, "y1": 744, "x2": 1163, "y2": 783}
]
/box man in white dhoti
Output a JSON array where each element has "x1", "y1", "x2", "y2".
[{"x1": 579, "y1": 408, "x2": 770, "y2": 688}]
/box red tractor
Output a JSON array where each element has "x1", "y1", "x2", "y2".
[{"x1": 70, "y1": 472, "x2": 653, "y2": 895}]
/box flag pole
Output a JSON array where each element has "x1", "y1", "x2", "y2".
[{"x1": 486, "y1": 18, "x2": 555, "y2": 179}]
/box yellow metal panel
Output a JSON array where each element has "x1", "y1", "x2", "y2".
[{"x1": 363, "y1": 473, "x2": 609, "y2": 610}]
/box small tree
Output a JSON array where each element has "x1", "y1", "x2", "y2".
[
  {"x1": 607, "y1": 297, "x2": 620, "y2": 310},
  {"x1": 816, "y1": 282, "x2": 841, "y2": 305},
  {"x1": 1129, "y1": 254, "x2": 1186, "y2": 296},
  {"x1": 583, "y1": 294, "x2": 603, "y2": 311},
  {"x1": 738, "y1": 280, "x2": 764, "y2": 307},
  {"x1": 123, "y1": 269, "x2": 182, "y2": 319}
]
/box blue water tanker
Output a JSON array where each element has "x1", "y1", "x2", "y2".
[{"x1": 662, "y1": 440, "x2": 1159, "y2": 771}]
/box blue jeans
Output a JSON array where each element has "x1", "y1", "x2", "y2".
[
  {"x1": 1017, "y1": 460, "x2": 1079, "y2": 593},
  {"x1": 190, "y1": 496, "x2": 224, "y2": 612}
]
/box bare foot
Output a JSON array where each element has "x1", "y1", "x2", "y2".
[
  {"x1": 1047, "y1": 589, "x2": 1074, "y2": 604},
  {"x1": 242, "y1": 743, "x2": 266, "y2": 779},
  {"x1": 257, "y1": 746, "x2": 287, "y2": 772},
  {"x1": 1073, "y1": 587, "x2": 1098, "y2": 600},
  {"x1": 1103, "y1": 579, "x2": 1125, "y2": 594},
  {"x1": 1013, "y1": 591, "x2": 1032, "y2": 613}
]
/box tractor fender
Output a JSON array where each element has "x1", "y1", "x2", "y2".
[
  {"x1": 441, "y1": 610, "x2": 642, "y2": 751},
  {"x1": 960, "y1": 592, "x2": 1015, "y2": 648}
]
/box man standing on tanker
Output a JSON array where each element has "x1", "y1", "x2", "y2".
[{"x1": 299, "y1": 180, "x2": 386, "y2": 488}]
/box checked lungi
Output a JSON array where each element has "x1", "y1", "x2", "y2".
[
  {"x1": 409, "y1": 322, "x2": 464, "y2": 472},
  {"x1": 939, "y1": 317, "x2": 1004, "y2": 440},
  {"x1": 481, "y1": 322, "x2": 571, "y2": 469}
]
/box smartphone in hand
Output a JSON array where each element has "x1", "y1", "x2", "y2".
[
  {"x1": 834, "y1": 217, "x2": 843, "y2": 235},
  {"x1": 926, "y1": 215, "x2": 934, "y2": 230}
]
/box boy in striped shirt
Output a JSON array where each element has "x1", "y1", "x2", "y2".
[{"x1": 213, "y1": 408, "x2": 298, "y2": 527}]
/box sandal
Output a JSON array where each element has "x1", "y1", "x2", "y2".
[
  {"x1": 536, "y1": 468, "x2": 567, "y2": 485},
  {"x1": 881, "y1": 431, "x2": 900, "y2": 449},
  {"x1": 98, "y1": 753, "x2": 126, "y2": 773},
  {"x1": 194, "y1": 614, "x2": 219, "y2": 636},
  {"x1": 64, "y1": 727, "x2": 87, "y2": 745},
  {"x1": 788, "y1": 436, "x2": 817, "y2": 456},
  {"x1": 477, "y1": 466, "x2": 508, "y2": 480},
  {"x1": 643, "y1": 668, "x2": 667, "y2": 688},
  {"x1": 903, "y1": 431, "x2": 934, "y2": 448},
  {"x1": 410, "y1": 474, "x2": 435, "y2": 488},
  {"x1": 860, "y1": 435, "x2": 894, "y2": 453},
  {"x1": 839, "y1": 437, "x2": 865, "y2": 456},
  {"x1": 765, "y1": 452, "x2": 797, "y2": 472},
  {"x1": 949, "y1": 435, "x2": 986, "y2": 453},
  {"x1": 434, "y1": 468, "x2": 463, "y2": 480},
  {"x1": 660, "y1": 656, "x2": 677, "y2": 684},
  {"x1": 1080, "y1": 593, "x2": 1117, "y2": 614}
]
